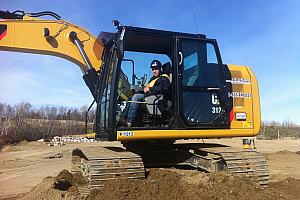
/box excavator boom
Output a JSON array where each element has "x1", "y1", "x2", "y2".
[{"x1": 0, "y1": 11, "x2": 104, "y2": 73}]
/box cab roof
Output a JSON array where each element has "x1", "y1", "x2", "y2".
[
  {"x1": 121, "y1": 25, "x2": 206, "y2": 39},
  {"x1": 98, "y1": 25, "x2": 207, "y2": 55},
  {"x1": 121, "y1": 26, "x2": 206, "y2": 54}
]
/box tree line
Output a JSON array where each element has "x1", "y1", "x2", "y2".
[
  {"x1": 0, "y1": 102, "x2": 95, "y2": 146},
  {"x1": 258, "y1": 120, "x2": 300, "y2": 139},
  {"x1": 0, "y1": 102, "x2": 96, "y2": 121}
]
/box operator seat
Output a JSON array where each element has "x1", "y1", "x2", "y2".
[{"x1": 162, "y1": 62, "x2": 172, "y2": 83}]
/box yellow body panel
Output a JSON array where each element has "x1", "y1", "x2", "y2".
[
  {"x1": 117, "y1": 129, "x2": 254, "y2": 140},
  {"x1": 249, "y1": 67, "x2": 261, "y2": 135},
  {"x1": 227, "y1": 64, "x2": 260, "y2": 135},
  {"x1": 0, "y1": 18, "x2": 104, "y2": 72}
]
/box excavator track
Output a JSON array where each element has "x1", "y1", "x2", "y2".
[
  {"x1": 205, "y1": 148, "x2": 269, "y2": 186},
  {"x1": 125, "y1": 142, "x2": 269, "y2": 187},
  {"x1": 72, "y1": 146, "x2": 145, "y2": 190},
  {"x1": 224, "y1": 151, "x2": 269, "y2": 186}
]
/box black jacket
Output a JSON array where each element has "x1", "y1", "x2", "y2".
[{"x1": 147, "y1": 75, "x2": 171, "y2": 99}]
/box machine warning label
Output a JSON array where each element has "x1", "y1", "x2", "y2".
[
  {"x1": 226, "y1": 78, "x2": 251, "y2": 84},
  {"x1": 228, "y1": 92, "x2": 252, "y2": 98},
  {"x1": 0, "y1": 25, "x2": 7, "y2": 40},
  {"x1": 243, "y1": 121, "x2": 253, "y2": 128},
  {"x1": 119, "y1": 131, "x2": 134, "y2": 137}
]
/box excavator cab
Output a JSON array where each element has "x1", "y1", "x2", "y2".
[{"x1": 95, "y1": 24, "x2": 234, "y2": 140}]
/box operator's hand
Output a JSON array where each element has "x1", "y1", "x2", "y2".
[{"x1": 144, "y1": 87, "x2": 149, "y2": 93}]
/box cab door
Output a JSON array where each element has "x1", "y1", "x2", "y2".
[{"x1": 177, "y1": 37, "x2": 231, "y2": 128}]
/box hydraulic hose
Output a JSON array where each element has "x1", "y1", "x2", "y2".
[
  {"x1": 0, "y1": 10, "x2": 61, "y2": 20},
  {"x1": 0, "y1": 10, "x2": 24, "y2": 19}
]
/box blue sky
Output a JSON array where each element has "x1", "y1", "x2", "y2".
[{"x1": 1, "y1": 0, "x2": 300, "y2": 124}]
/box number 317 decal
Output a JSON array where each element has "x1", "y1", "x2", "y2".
[
  {"x1": 212, "y1": 106, "x2": 222, "y2": 113},
  {"x1": 211, "y1": 94, "x2": 222, "y2": 114}
]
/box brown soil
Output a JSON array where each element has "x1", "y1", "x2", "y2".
[
  {"x1": 264, "y1": 150, "x2": 300, "y2": 182},
  {"x1": 88, "y1": 169, "x2": 300, "y2": 200},
  {"x1": 21, "y1": 169, "x2": 86, "y2": 200},
  {"x1": 1, "y1": 139, "x2": 300, "y2": 199},
  {"x1": 20, "y1": 168, "x2": 300, "y2": 200},
  {"x1": 269, "y1": 177, "x2": 300, "y2": 200}
]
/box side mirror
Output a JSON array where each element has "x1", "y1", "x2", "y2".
[{"x1": 141, "y1": 74, "x2": 147, "y2": 86}]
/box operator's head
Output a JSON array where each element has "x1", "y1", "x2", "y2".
[{"x1": 150, "y1": 60, "x2": 162, "y2": 77}]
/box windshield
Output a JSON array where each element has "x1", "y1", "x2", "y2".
[{"x1": 182, "y1": 39, "x2": 223, "y2": 88}]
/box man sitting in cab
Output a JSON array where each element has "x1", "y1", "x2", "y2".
[
  {"x1": 120, "y1": 60, "x2": 171, "y2": 127},
  {"x1": 144, "y1": 60, "x2": 171, "y2": 98}
]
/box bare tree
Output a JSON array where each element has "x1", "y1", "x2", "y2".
[
  {"x1": 0, "y1": 103, "x2": 13, "y2": 137},
  {"x1": 58, "y1": 106, "x2": 67, "y2": 120}
]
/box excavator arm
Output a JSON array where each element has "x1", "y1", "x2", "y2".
[{"x1": 0, "y1": 10, "x2": 104, "y2": 73}]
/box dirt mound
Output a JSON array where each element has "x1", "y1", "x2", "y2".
[
  {"x1": 0, "y1": 145, "x2": 11, "y2": 153},
  {"x1": 269, "y1": 177, "x2": 300, "y2": 200},
  {"x1": 265, "y1": 150, "x2": 300, "y2": 160},
  {"x1": 88, "y1": 169, "x2": 186, "y2": 200},
  {"x1": 19, "y1": 140, "x2": 46, "y2": 147},
  {"x1": 88, "y1": 169, "x2": 294, "y2": 200},
  {"x1": 21, "y1": 169, "x2": 87, "y2": 200},
  {"x1": 20, "y1": 169, "x2": 300, "y2": 200},
  {"x1": 276, "y1": 150, "x2": 296, "y2": 155},
  {"x1": 17, "y1": 140, "x2": 29, "y2": 146}
]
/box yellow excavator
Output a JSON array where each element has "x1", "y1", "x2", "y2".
[{"x1": 0, "y1": 10, "x2": 268, "y2": 191}]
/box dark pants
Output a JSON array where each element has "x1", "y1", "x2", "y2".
[{"x1": 122, "y1": 94, "x2": 144, "y2": 124}]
